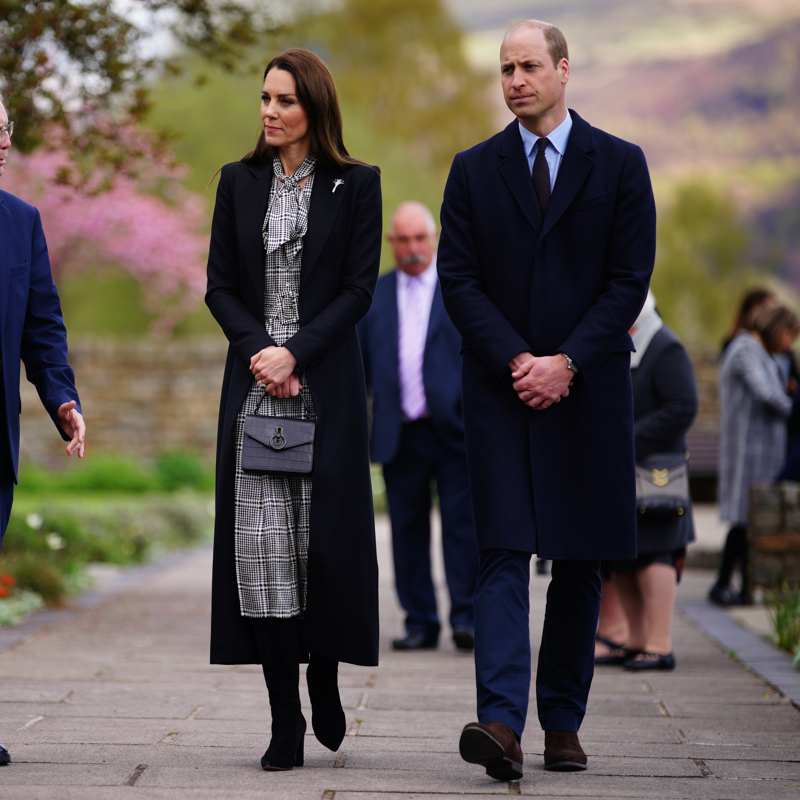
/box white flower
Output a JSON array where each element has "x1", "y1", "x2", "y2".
[
  {"x1": 26, "y1": 513, "x2": 43, "y2": 530},
  {"x1": 46, "y1": 533, "x2": 66, "y2": 551}
]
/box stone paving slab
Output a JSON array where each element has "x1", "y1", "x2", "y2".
[{"x1": 0, "y1": 520, "x2": 799, "y2": 799}]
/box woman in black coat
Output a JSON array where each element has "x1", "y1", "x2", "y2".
[
  {"x1": 595, "y1": 293, "x2": 698, "y2": 670},
  {"x1": 205, "y1": 49, "x2": 382, "y2": 771}
]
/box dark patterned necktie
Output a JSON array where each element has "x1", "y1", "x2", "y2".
[{"x1": 532, "y1": 137, "x2": 551, "y2": 214}]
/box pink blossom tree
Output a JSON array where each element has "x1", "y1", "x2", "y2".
[{"x1": 3, "y1": 140, "x2": 209, "y2": 337}]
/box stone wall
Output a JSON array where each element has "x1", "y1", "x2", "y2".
[
  {"x1": 19, "y1": 338, "x2": 228, "y2": 469},
  {"x1": 748, "y1": 483, "x2": 800, "y2": 596},
  {"x1": 17, "y1": 340, "x2": 723, "y2": 470}
]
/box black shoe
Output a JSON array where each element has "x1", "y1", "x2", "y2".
[
  {"x1": 392, "y1": 630, "x2": 438, "y2": 650},
  {"x1": 623, "y1": 651, "x2": 676, "y2": 671},
  {"x1": 0, "y1": 744, "x2": 9, "y2": 765},
  {"x1": 306, "y1": 655, "x2": 347, "y2": 752},
  {"x1": 452, "y1": 627, "x2": 475, "y2": 650},
  {"x1": 594, "y1": 634, "x2": 643, "y2": 666},
  {"x1": 708, "y1": 584, "x2": 743, "y2": 607}
]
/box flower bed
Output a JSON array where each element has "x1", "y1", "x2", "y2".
[{"x1": 0, "y1": 493, "x2": 214, "y2": 625}]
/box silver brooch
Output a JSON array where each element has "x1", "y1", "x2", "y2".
[{"x1": 332, "y1": 179, "x2": 345, "y2": 193}]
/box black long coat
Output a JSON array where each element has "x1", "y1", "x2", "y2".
[
  {"x1": 437, "y1": 112, "x2": 656, "y2": 560},
  {"x1": 205, "y1": 158, "x2": 382, "y2": 667},
  {"x1": 632, "y1": 326, "x2": 698, "y2": 554}
]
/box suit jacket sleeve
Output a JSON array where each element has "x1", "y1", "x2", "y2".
[
  {"x1": 438, "y1": 153, "x2": 532, "y2": 377},
  {"x1": 205, "y1": 165, "x2": 277, "y2": 365},
  {"x1": 634, "y1": 339, "x2": 698, "y2": 457},
  {"x1": 283, "y1": 167, "x2": 383, "y2": 371},
  {"x1": 20, "y1": 209, "x2": 80, "y2": 440},
  {"x1": 558, "y1": 145, "x2": 656, "y2": 378}
]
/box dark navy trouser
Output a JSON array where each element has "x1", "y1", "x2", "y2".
[
  {"x1": 0, "y1": 481, "x2": 13, "y2": 548},
  {"x1": 383, "y1": 418, "x2": 478, "y2": 635},
  {"x1": 474, "y1": 549, "x2": 601, "y2": 738}
]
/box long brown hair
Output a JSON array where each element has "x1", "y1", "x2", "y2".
[{"x1": 241, "y1": 48, "x2": 365, "y2": 170}]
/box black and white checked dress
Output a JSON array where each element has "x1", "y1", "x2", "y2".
[{"x1": 233, "y1": 154, "x2": 318, "y2": 618}]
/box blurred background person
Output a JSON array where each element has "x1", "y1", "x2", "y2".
[
  {"x1": 205, "y1": 50, "x2": 382, "y2": 771},
  {"x1": 359, "y1": 201, "x2": 478, "y2": 652},
  {"x1": 710, "y1": 304, "x2": 799, "y2": 606},
  {"x1": 721, "y1": 288, "x2": 775, "y2": 355},
  {"x1": 0, "y1": 100, "x2": 86, "y2": 767},
  {"x1": 595, "y1": 292, "x2": 697, "y2": 671}
]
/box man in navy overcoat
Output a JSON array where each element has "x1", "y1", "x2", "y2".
[
  {"x1": 437, "y1": 21, "x2": 656, "y2": 780},
  {"x1": 0, "y1": 100, "x2": 85, "y2": 766},
  {"x1": 359, "y1": 202, "x2": 478, "y2": 652}
]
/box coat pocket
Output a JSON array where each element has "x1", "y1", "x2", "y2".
[
  {"x1": 570, "y1": 190, "x2": 614, "y2": 212},
  {"x1": 11, "y1": 262, "x2": 28, "y2": 278}
]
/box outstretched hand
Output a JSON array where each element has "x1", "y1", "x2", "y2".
[
  {"x1": 509, "y1": 352, "x2": 573, "y2": 410},
  {"x1": 57, "y1": 401, "x2": 85, "y2": 458}
]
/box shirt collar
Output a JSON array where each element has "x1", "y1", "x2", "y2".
[{"x1": 518, "y1": 110, "x2": 573, "y2": 159}]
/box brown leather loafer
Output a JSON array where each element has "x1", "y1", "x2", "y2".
[
  {"x1": 543, "y1": 729, "x2": 587, "y2": 771},
  {"x1": 459, "y1": 721, "x2": 523, "y2": 781}
]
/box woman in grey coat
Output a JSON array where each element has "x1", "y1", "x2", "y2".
[{"x1": 710, "y1": 304, "x2": 799, "y2": 605}]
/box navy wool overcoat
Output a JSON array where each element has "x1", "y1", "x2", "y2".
[
  {"x1": 437, "y1": 112, "x2": 656, "y2": 560},
  {"x1": 206, "y1": 159, "x2": 382, "y2": 667}
]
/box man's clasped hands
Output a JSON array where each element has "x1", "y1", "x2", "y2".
[{"x1": 509, "y1": 352, "x2": 574, "y2": 410}]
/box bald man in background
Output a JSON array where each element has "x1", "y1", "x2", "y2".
[{"x1": 358, "y1": 202, "x2": 478, "y2": 652}]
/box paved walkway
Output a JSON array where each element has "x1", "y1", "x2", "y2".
[{"x1": 1, "y1": 515, "x2": 799, "y2": 799}]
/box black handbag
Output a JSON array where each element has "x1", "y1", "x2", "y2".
[
  {"x1": 635, "y1": 452, "x2": 690, "y2": 520},
  {"x1": 242, "y1": 390, "x2": 315, "y2": 475}
]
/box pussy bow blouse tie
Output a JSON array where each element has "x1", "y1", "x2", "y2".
[{"x1": 262, "y1": 153, "x2": 316, "y2": 259}]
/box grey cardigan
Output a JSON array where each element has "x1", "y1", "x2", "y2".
[{"x1": 718, "y1": 331, "x2": 792, "y2": 525}]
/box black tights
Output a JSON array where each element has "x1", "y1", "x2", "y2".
[{"x1": 715, "y1": 524, "x2": 748, "y2": 590}]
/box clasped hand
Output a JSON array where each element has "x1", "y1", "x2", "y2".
[
  {"x1": 250, "y1": 346, "x2": 300, "y2": 398},
  {"x1": 509, "y1": 352, "x2": 573, "y2": 410}
]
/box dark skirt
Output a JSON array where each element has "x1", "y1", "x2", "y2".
[{"x1": 602, "y1": 547, "x2": 687, "y2": 583}]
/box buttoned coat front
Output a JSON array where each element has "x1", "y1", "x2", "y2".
[
  {"x1": 205, "y1": 159, "x2": 382, "y2": 667},
  {"x1": 437, "y1": 112, "x2": 656, "y2": 560}
]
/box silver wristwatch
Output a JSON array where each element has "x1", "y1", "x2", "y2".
[{"x1": 560, "y1": 352, "x2": 579, "y2": 374}]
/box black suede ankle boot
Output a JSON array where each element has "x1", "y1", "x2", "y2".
[{"x1": 306, "y1": 653, "x2": 346, "y2": 751}]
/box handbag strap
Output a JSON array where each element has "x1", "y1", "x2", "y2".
[{"x1": 252, "y1": 386, "x2": 311, "y2": 417}]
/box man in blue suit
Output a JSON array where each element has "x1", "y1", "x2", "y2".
[
  {"x1": 0, "y1": 100, "x2": 85, "y2": 766},
  {"x1": 359, "y1": 201, "x2": 478, "y2": 652},
  {"x1": 437, "y1": 21, "x2": 655, "y2": 781}
]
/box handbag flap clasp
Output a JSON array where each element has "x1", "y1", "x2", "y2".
[{"x1": 243, "y1": 417, "x2": 315, "y2": 450}]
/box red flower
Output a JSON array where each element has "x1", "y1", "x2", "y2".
[
  {"x1": 0, "y1": 586, "x2": 9, "y2": 598},
  {"x1": 0, "y1": 573, "x2": 14, "y2": 587}
]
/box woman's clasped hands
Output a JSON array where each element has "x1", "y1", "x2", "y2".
[{"x1": 250, "y1": 346, "x2": 301, "y2": 398}]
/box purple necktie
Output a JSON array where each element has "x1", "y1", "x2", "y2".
[
  {"x1": 398, "y1": 277, "x2": 427, "y2": 421},
  {"x1": 532, "y1": 137, "x2": 551, "y2": 214}
]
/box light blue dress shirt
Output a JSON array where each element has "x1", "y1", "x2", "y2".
[{"x1": 518, "y1": 111, "x2": 573, "y2": 192}]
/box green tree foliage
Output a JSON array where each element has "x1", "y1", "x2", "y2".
[
  {"x1": 650, "y1": 180, "x2": 759, "y2": 349},
  {"x1": 305, "y1": 0, "x2": 494, "y2": 170},
  {"x1": 0, "y1": 0, "x2": 276, "y2": 182}
]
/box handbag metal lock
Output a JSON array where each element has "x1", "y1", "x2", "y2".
[
  {"x1": 270, "y1": 426, "x2": 287, "y2": 450},
  {"x1": 651, "y1": 468, "x2": 670, "y2": 487}
]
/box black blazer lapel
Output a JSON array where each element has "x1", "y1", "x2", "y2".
[
  {"x1": 425, "y1": 281, "x2": 446, "y2": 356},
  {"x1": 301, "y1": 162, "x2": 348, "y2": 288},
  {"x1": 385, "y1": 270, "x2": 400, "y2": 376},
  {"x1": 239, "y1": 161, "x2": 273, "y2": 302},
  {"x1": 497, "y1": 121, "x2": 541, "y2": 234},
  {"x1": 540, "y1": 110, "x2": 594, "y2": 241}
]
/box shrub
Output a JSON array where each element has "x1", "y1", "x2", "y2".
[
  {"x1": 0, "y1": 494, "x2": 214, "y2": 607},
  {"x1": 765, "y1": 583, "x2": 800, "y2": 663},
  {"x1": 154, "y1": 450, "x2": 211, "y2": 492},
  {"x1": 59, "y1": 455, "x2": 155, "y2": 493}
]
